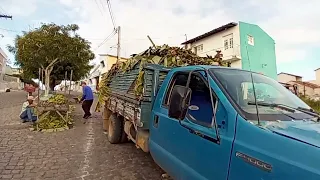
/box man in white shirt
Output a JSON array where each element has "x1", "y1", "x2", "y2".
[{"x1": 20, "y1": 96, "x2": 37, "y2": 123}]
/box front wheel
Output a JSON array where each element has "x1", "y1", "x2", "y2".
[{"x1": 108, "y1": 114, "x2": 124, "y2": 144}]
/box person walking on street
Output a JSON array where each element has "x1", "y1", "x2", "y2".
[{"x1": 80, "y1": 81, "x2": 94, "y2": 119}]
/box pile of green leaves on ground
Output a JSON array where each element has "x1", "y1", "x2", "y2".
[
  {"x1": 300, "y1": 96, "x2": 320, "y2": 113},
  {"x1": 33, "y1": 111, "x2": 73, "y2": 132},
  {"x1": 97, "y1": 44, "x2": 227, "y2": 106}
]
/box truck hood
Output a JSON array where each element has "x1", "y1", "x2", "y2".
[{"x1": 262, "y1": 120, "x2": 320, "y2": 148}]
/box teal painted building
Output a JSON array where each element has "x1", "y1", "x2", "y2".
[
  {"x1": 181, "y1": 21, "x2": 278, "y2": 79},
  {"x1": 238, "y1": 22, "x2": 277, "y2": 79}
]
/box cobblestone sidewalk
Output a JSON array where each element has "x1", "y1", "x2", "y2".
[{"x1": 0, "y1": 91, "x2": 165, "y2": 180}]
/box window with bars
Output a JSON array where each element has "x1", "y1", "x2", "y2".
[
  {"x1": 229, "y1": 38, "x2": 233, "y2": 48},
  {"x1": 194, "y1": 44, "x2": 203, "y2": 54},
  {"x1": 224, "y1": 39, "x2": 228, "y2": 50}
]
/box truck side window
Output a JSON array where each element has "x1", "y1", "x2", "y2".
[
  {"x1": 164, "y1": 72, "x2": 216, "y2": 127},
  {"x1": 163, "y1": 73, "x2": 188, "y2": 106},
  {"x1": 187, "y1": 74, "x2": 215, "y2": 127}
]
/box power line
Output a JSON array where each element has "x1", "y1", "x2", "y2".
[
  {"x1": 0, "y1": 6, "x2": 6, "y2": 14},
  {"x1": 0, "y1": 27, "x2": 19, "y2": 32},
  {"x1": 92, "y1": 0, "x2": 116, "y2": 53},
  {"x1": 93, "y1": 29, "x2": 117, "y2": 51},
  {"x1": 106, "y1": 0, "x2": 116, "y2": 29},
  {"x1": 99, "y1": 0, "x2": 107, "y2": 10},
  {"x1": 87, "y1": 34, "x2": 186, "y2": 41},
  {"x1": 0, "y1": 5, "x2": 12, "y2": 20},
  {"x1": 94, "y1": 0, "x2": 105, "y2": 17}
]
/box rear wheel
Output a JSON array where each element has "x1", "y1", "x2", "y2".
[
  {"x1": 108, "y1": 114, "x2": 123, "y2": 144},
  {"x1": 118, "y1": 116, "x2": 129, "y2": 143},
  {"x1": 103, "y1": 107, "x2": 112, "y2": 132}
]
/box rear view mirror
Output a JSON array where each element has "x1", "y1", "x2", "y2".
[{"x1": 168, "y1": 85, "x2": 192, "y2": 120}]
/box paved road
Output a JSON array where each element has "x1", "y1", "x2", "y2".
[{"x1": 0, "y1": 91, "x2": 165, "y2": 180}]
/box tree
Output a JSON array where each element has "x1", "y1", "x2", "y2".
[{"x1": 7, "y1": 23, "x2": 95, "y2": 95}]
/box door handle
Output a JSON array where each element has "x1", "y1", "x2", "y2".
[
  {"x1": 182, "y1": 122, "x2": 220, "y2": 144},
  {"x1": 153, "y1": 115, "x2": 159, "y2": 128}
]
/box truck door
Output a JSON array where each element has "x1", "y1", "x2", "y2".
[{"x1": 150, "y1": 68, "x2": 236, "y2": 180}]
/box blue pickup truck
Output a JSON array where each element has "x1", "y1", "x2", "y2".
[{"x1": 103, "y1": 64, "x2": 320, "y2": 180}]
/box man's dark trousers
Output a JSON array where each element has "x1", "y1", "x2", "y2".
[{"x1": 82, "y1": 100, "x2": 94, "y2": 117}]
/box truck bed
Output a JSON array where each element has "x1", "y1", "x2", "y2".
[{"x1": 105, "y1": 63, "x2": 170, "y2": 129}]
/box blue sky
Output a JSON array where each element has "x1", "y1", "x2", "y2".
[{"x1": 1, "y1": 0, "x2": 319, "y2": 80}]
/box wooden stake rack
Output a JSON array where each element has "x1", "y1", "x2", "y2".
[{"x1": 36, "y1": 104, "x2": 70, "y2": 124}]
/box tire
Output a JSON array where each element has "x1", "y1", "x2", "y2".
[
  {"x1": 108, "y1": 114, "x2": 123, "y2": 144},
  {"x1": 120, "y1": 127, "x2": 129, "y2": 143},
  {"x1": 117, "y1": 116, "x2": 129, "y2": 143},
  {"x1": 103, "y1": 107, "x2": 112, "y2": 132}
]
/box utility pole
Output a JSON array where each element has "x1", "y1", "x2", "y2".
[
  {"x1": 116, "y1": 26, "x2": 121, "y2": 63},
  {"x1": 184, "y1": 34, "x2": 187, "y2": 49},
  {"x1": 0, "y1": 14, "x2": 12, "y2": 19}
]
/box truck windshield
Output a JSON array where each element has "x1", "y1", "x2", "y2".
[{"x1": 209, "y1": 68, "x2": 313, "y2": 121}]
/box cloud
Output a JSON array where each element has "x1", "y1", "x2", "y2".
[
  {"x1": 256, "y1": 0, "x2": 320, "y2": 63},
  {"x1": 58, "y1": 0, "x2": 233, "y2": 63},
  {"x1": 56, "y1": 0, "x2": 320, "y2": 66},
  {"x1": 0, "y1": 33, "x2": 15, "y2": 65},
  {"x1": 276, "y1": 48, "x2": 307, "y2": 63},
  {"x1": 1, "y1": 0, "x2": 39, "y2": 17},
  {"x1": 2, "y1": 0, "x2": 319, "y2": 69}
]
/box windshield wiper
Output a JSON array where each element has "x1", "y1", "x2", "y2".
[
  {"x1": 248, "y1": 101, "x2": 320, "y2": 121},
  {"x1": 248, "y1": 101, "x2": 295, "y2": 113},
  {"x1": 296, "y1": 107, "x2": 320, "y2": 120}
]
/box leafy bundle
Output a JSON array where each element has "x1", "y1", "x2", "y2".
[
  {"x1": 33, "y1": 94, "x2": 75, "y2": 132},
  {"x1": 97, "y1": 44, "x2": 227, "y2": 109},
  {"x1": 34, "y1": 111, "x2": 73, "y2": 131}
]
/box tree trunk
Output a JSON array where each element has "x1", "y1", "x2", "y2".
[
  {"x1": 43, "y1": 58, "x2": 59, "y2": 96},
  {"x1": 45, "y1": 69, "x2": 51, "y2": 96}
]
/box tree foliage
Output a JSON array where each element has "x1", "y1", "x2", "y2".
[{"x1": 7, "y1": 23, "x2": 95, "y2": 87}]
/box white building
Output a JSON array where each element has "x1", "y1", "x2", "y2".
[
  {"x1": 182, "y1": 22, "x2": 241, "y2": 67},
  {"x1": 277, "y1": 72, "x2": 302, "y2": 84},
  {"x1": 278, "y1": 71, "x2": 320, "y2": 98},
  {"x1": 0, "y1": 47, "x2": 8, "y2": 81},
  {"x1": 86, "y1": 64, "x2": 101, "y2": 92},
  {"x1": 181, "y1": 21, "x2": 278, "y2": 79},
  {"x1": 99, "y1": 54, "x2": 128, "y2": 75}
]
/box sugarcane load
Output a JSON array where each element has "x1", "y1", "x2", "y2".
[{"x1": 98, "y1": 44, "x2": 227, "y2": 103}]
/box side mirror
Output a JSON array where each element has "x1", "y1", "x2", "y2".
[{"x1": 168, "y1": 85, "x2": 192, "y2": 120}]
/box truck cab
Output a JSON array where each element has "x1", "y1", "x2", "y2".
[
  {"x1": 149, "y1": 66, "x2": 320, "y2": 180},
  {"x1": 104, "y1": 64, "x2": 320, "y2": 180}
]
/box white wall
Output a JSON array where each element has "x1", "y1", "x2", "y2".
[
  {"x1": 99, "y1": 55, "x2": 124, "y2": 75},
  {"x1": 0, "y1": 47, "x2": 8, "y2": 81},
  {"x1": 186, "y1": 25, "x2": 241, "y2": 63},
  {"x1": 230, "y1": 60, "x2": 242, "y2": 69},
  {"x1": 277, "y1": 74, "x2": 299, "y2": 83},
  {"x1": 315, "y1": 69, "x2": 320, "y2": 83}
]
